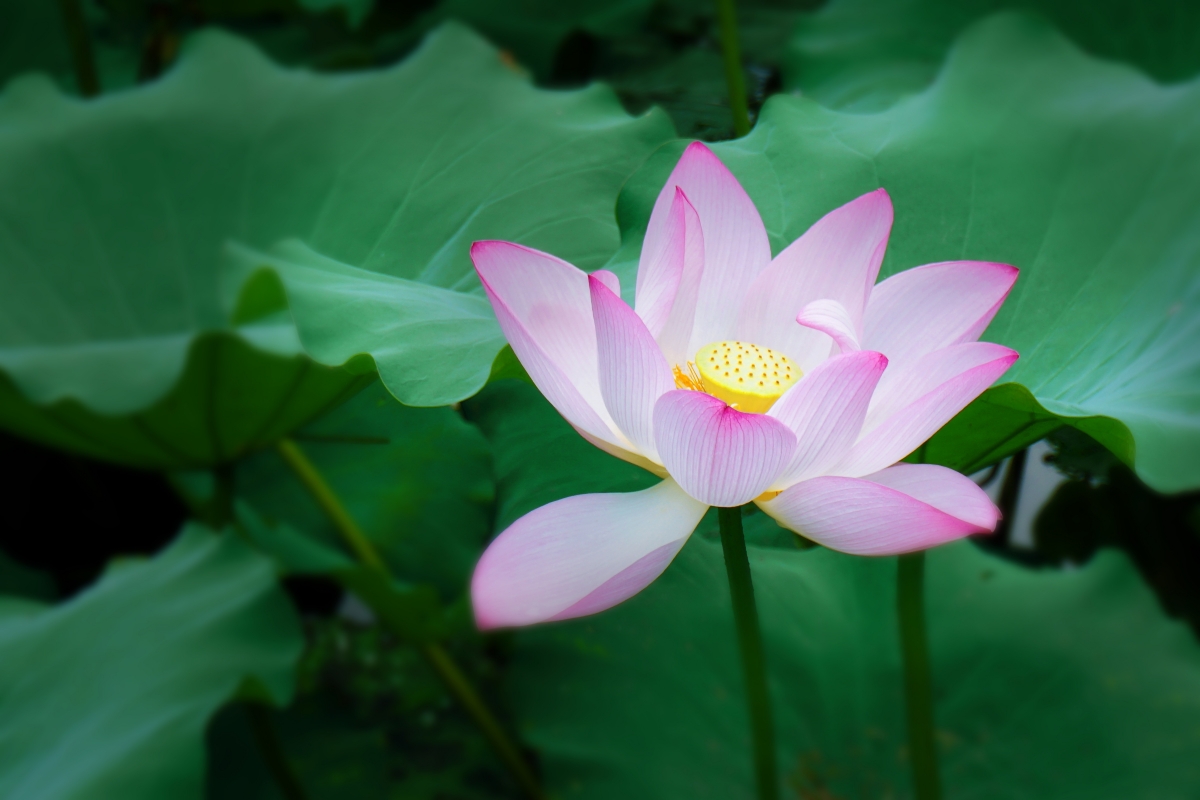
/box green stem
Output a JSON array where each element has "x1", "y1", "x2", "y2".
[
  {"x1": 718, "y1": 506, "x2": 778, "y2": 800},
  {"x1": 898, "y1": 551, "x2": 942, "y2": 800},
  {"x1": 56, "y1": 0, "x2": 99, "y2": 97},
  {"x1": 275, "y1": 439, "x2": 387, "y2": 573},
  {"x1": 244, "y1": 704, "x2": 310, "y2": 800},
  {"x1": 274, "y1": 438, "x2": 545, "y2": 800},
  {"x1": 714, "y1": 0, "x2": 751, "y2": 137},
  {"x1": 991, "y1": 447, "x2": 1028, "y2": 547}
]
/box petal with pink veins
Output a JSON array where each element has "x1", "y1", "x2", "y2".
[
  {"x1": 646, "y1": 189, "x2": 706, "y2": 367},
  {"x1": 590, "y1": 269, "x2": 621, "y2": 297},
  {"x1": 736, "y1": 189, "x2": 892, "y2": 370},
  {"x1": 833, "y1": 343, "x2": 1019, "y2": 477},
  {"x1": 472, "y1": 241, "x2": 623, "y2": 448},
  {"x1": 757, "y1": 463, "x2": 999, "y2": 555},
  {"x1": 863, "y1": 261, "x2": 1018, "y2": 371},
  {"x1": 590, "y1": 274, "x2": 675, "y2": 461},
  {"x1": 795, "y1": 298, "x2": 861, "y2": 354},
  {"x1": 641, "y1": 142, "x2": 770, "y2": 355},
  {"x1": 653, "y1": 389, "x2": 796, "y2": 507},
  {"x1": 471, "y1": 479, "x2": 708, "y2": 629},
  {"x1": 767, "y1": 350, "x2": 887, "y2": 488}
]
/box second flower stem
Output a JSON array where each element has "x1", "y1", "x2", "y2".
[
  {"x1": 898, "y1": 551, "x2": 942, "y2": 800},
  {"x1": 274, "y1": 438, "x2": 545, "y2": 800},
  {"x1": 718, "y1": 506, "x2": 778, "y2": 800},
  {"x1": 714, "y1": 0, "x2": 751, "y2": 137}
]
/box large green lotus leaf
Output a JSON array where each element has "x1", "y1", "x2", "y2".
[
  {"x1": 0, "y1": 524, "x2": 303, "y2": 799},
  {"x1": 606, "y1": 14, "x2": 1200, "y2": 492},
  {"x1": 509, "y1": 536, "x2": 1200, "y2": 798},
  {"x1": 785, "y1": 0, "x2": 1200, "y2": 112},
  {"x1": 0, "y1": 23, "x2": 673, "y2": 468},
  {"x1": 234, "y1": 380, "x2": 495, "y2": 599}
]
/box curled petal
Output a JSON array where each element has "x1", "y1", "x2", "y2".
[
  {"x1": 796, "y1": 298, "x2": 861, "y2": 354},
  {"x1": 767, "y1": 350, "x2": 887, "y2": 488},
  {"x1": 737, "y1": 189, "x2": 892, "y2": 370},
  {"x1": 641, "y1": 142, "x2": 771, "y2": 355},
  {"x1": 653, "y1": 389, "x2": 796, "y2": 507},
  {"x1": 758, "y1": 463, "x2": 999, "y2": 555},
  {"x1": 863, "y1": 261, "x2": 1018, "y2": 371},
  {"x1": 472, "y1": 241, "x2": 622, "y2": 448},
  {"x1": 471, "y1": 479, "x2": 708, "y2": 629},
  {"x1": 834, "y1": 343, "x2": 1019, "y2": 477},
  {"x1": 591, "y1": 275, "x2": 674, "y2": 461}
]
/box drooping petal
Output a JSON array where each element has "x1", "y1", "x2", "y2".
[
  {"x1": 833, "y1": 343, "x2": 1019, "y2": 477},
  {"x1": 590, "y1": 274, "x2": 674, "y2": 461},
  {"x1": 863, "y1": 261, "x2": 1018, "y2": 371},
  {"x1": 795, "y1": 298, "x2": 861, "y2": 354},
  {"x1": 653, "y1": 389, "x2": 795, "y2": 507},
  {"x1": 766, "y1": 350, "x2": 888, "y2": 488},
  {"x1": 640, "y1": 142, "x2": 771, "y2": 356},
  {"x1": 736, "y1": 189, "x2": 892, "y2": 370},
  {"x1": 471, "y1": 479, "x2": 708, "y2": 629},
  {"x1": 757, "y1": 463, "x2": 999, "y2": 555},
  {"x1": 472, "y1": 240, "x2": 622, "y2": 447}
]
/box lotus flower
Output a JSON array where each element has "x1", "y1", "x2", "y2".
[{"x1": 470, "y1": 142, "x2": 1018, "y2": 629}]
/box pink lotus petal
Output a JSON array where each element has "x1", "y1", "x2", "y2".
[
  {"x1": 635, "y1": 187, "x2": 687, "y2": 338},
  {"x1": 767, "y1": 350, "x2": 887, "y2": 488},
  {"x1": 833, "y1": 343, "x2": 1019, "y2": 477},
  {"x1": 866, "y1": 341, "x2": 1019, "y2": 430},
  {"x1": 736, "y1": 189, "x2": 892, "y2": 370},
  {"x1": 865, "y1": 463, "x2": 1000, "y2": 530},
  {"x1": 795, "y1": 298, "x2": 861, "y2": 354},
  {"x1": 472, "y1": 241, "x2": 623, "y2": 448},
  {"x1": 653, "y1": 389, "x2": 796, "y2": 506},
  {"x1": 641, "y1": 142, "x2": 771, "y2": 356},
  {"x1": 590, "y1": 269, "x2": 621, "y2": 298},
  {"x1": 590, "y1": 275, "x2": 675, "y2": 461},
  {"x1": 757, "y1": 464, "x2": 999, "y2": 555},
  {"x1": 649, "y1": 189, "x2": 706, "y2": 367},
  {"x1": 471, "y1": 479, "x2": 708, "y2": 629},
  {"x1": 863, "y1": 261, "x2": 1018, "y2": 371}
]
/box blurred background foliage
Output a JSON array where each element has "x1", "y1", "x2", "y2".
[{"x1": 0, "y1": 0, "x2": 1198, "y2": 797}]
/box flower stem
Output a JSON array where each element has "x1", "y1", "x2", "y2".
[
  {"x1": 273, "y1": 438, "x2": 545, "y2": 800},
  {"x1": 244, "y1": 703, "x2": 310, "y2": 800},
  {"x1": 56, "y1": 0, "x2": 99, "y2": 97},
  {"x1": 898, "y1": 551, "x2": 942, "y2": 800},
  {"x1": 713, "y1": 0, "x2": 751, "y2": 137},
  {"x1": 717, "y1": 506, "x2": 778, "y2": 800}
]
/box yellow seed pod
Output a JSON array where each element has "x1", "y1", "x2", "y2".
[{"x1": 694, "y1": 341, "x2": 801, "y2": 414}]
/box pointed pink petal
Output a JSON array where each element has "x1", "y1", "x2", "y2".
[
  {"x1": 767, "y1": 350, "x2": 888, "y2": 487},
  {"x1": 758, "y1": 464, "x2": 998, "y2": 555},
  {"x1": 653, "y1": 389, "x2": 796, "y2": 506},
  {"x1": 472, "y1": 241, "x2": 622, "y2": 448},
  {"x1": 865, "y1": 463, "x2": 1000, "y2": 530},
  {"x1": 866, "y1": 341, "x2": 1018, "y2": 430},
  {"x1": 641, "y1": 142, "x2": 771, "y2": 356},
  {"x1": 635, "y1": 187, "x2": 687, "y2": 339},
  {"x1": 590, "y1": 275, "x2": 675, "y2": 461},
  {"x1": 863, "y1": 261, "x2": 1018, "y2": 371},
  {"x1": 795, "y1": 298, "x2": 861, "y2": 354},
  {"x1": 736, "y1": 189, "x2": 892, "y2": 370},
  {"x1": 471, "y1": 479, "x2": 707, "y2": 629},
  {"x1": 833, "y1": 343, "x2": 1019, "y2": 477},
  {"x1": 647, "y1": 189, "x2": 706, "y2": 366},
  {"x1": 590, "y1": 269, "x2": 621, "y2": 297}
]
